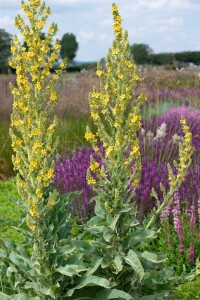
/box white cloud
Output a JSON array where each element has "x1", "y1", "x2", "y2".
[
  {"x1": 169, "y1": 17, "x2": 184, "y2": 25},
  {"x1": 78, "y1": 29, "x2": 95, "y2": 42},
  {"x1": 0, "y1": 16, "x2": 13, "y2": 26}
]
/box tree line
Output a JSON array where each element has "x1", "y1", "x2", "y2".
[
  {"x1": 0, "y1": 28, "x2": 200, "y2": 73},
  {"x1": 130, "y1": 43, "x2": 200, "y2": 67}
]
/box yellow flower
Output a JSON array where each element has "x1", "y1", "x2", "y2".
[
  {"x1": 96, "y1": 70, "x2": 103, "y2": 76},
  {"x1": 131, "y1": 178, "x2": 139, "y2": 187},
  {"x1": 112, "y1": 4, "x2": 119, "y2": 12},
  {"x1": 30, "y1": 200, "x2": 40, "y2": 218},
  {"x1": 85, "y1": 132, "x2": 96, "y2": 142},
  {"x1": 91, "y1": 91, "x2": 100, "y2": 98},
  {"x1": 90, "y1": 161, "x2": 99, "y2": 171},
  {"x1": 60, "y1": 62, "x2": 65, "y2": 68},
  {"x1": 50, "y1": 91, "x2": 58, "y2": 102},
  {"x1": 91, "y1": 112, "x2": 100, "y2": 121},
  {"x1": 48, "y1": 197, "x2": 56, "y2": 209},
  {"x1": 105, "y1": 146, "x2": 114, "y2": 158},
  {"x1": 87, "y1": 176, "x2": 96, "y2": 185},
  {"x1": 37, "y1": 21, "x2": 45, "y2": 29},
  {"x1": 29, "y1": 224, "x2": 36, "y2": 232},
  {"x1": 32, "y1": 141, "x2": 43, "y2": 152},
  {"x1": 36, "y1": 188, "x2": 43, "y2": 198}
]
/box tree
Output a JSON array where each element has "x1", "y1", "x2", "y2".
[
  {"x1": 130, "y1": 43, "x2": 153, "y2": 65},
  {"x1": 0, "y1": 29, "x2": 12, "y2": 73},
  {"x1": 150, "y1": 53, "x2": 174, "y2": 65},
  {"x1": 60, "y1": 33, "x2": 78, "y2": 62}
]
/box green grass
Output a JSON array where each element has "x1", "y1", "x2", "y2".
[
  {"x1": 0, "y1": 120, "x2": 14, "y2": 178},
  {"x1": 0, "y1": 179, "x2": 24, "y2": 243},
  {"x1": 141, "y1": 100, "x2": 183, "y2": 120}
]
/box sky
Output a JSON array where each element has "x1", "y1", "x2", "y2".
[{"x1": 0, "y1": 0, "x2": 200, "y2": 62}]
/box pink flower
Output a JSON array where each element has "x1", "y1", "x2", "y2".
[{"x1": 180, "y1": 244, "x2": 184, "y2": 254}]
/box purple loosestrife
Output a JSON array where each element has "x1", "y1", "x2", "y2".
[{"x1": 172, "y1": 192, "x2": 184, "y2": 245}]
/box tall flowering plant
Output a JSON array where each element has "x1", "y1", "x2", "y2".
[
  {"x1": 0, "y1": 1, "x2": 103, "y2": 298},
  {"x1": 81, "y1": 3, "x2": 194, "y2": 299}
]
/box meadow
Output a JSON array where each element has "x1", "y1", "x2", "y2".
[{"x1": 0, "y1": 1, "x2": 200, "y2": 298}]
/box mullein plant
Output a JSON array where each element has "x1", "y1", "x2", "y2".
[
  {"x1": 81, "y1": 3, "x2": 194, "y2": 299},
  {"x1": 0, "y1": 1, "x2": 107, "y2": 299}
]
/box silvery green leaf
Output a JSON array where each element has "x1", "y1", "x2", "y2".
[
  {"x1": 67, "y1": 275, "x2": 110, "y2": 297},
  {"x1": 103, "y1": 229, "x2": 113, "y2": 242},
  {"x1": 109, "y1": 214, "x2": 120, "y2": 231},
  {"x1": 86, "y1": 257, "x2": 103, "y2": 275},
  {"x1": 125, "y1": 250, "x2": 144, "y2": 282},
  {"x1": 141, "y1": 251, "x2": 167, "y2": 263},
  {"x1": 113, "y1": 255, "x2": 123, "y2": 273},
  {"x1": 95, "y1": 289, "x2": 133, "y2": 300},
  {"x1": 94, "y1": 203, "x2": 106, "y2": 218},
  {"x1": 55, "y1": 264, "x2": 88, "y2": 276}
]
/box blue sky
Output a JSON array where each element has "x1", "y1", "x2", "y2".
[{"x1": 0, "y1": 0, "x2": 200, "y2": 61}]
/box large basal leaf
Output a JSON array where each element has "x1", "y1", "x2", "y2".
[
  {"x1": 56, "y1": 264, "x2": 88, "y2": 276},
  {"x1": 95, "y1": 289, "x2": 133, "y2": 300},
  {"x1": 67, "y1": 275, "x2": 110, "y2": 297},
  {"x1": 125, "y1": 250, "x2": 144, "y2": 282}
]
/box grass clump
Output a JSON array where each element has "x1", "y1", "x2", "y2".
[
  {"x1": 0, "y1": 179, "x2": 23, "y2": 243},
  {"x1": 174, "y1": 278, "x2": 200, "y2": 299}
]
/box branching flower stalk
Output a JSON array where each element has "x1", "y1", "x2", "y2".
[
  {"x1": 146, "y1": 117, "x2": 194, "y2": 229},
  {"x1": 9, "y1": 0, "x2": 66, "y2": 279}
]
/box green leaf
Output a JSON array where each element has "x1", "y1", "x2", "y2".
[
  {"x1": 123, "y1": 229, "x2": 157, "y2": 250},
  {"x1": 57, "y1": 245, "x2": 76, "y2": 256},
  {"x1": 86, "y1": 257, "x2": 103, "y2": 275},
  {"x1": 56, "y1": 264, "x2": 88, "y2": 276},
  {"x1": 86, "y1": 216, "x2": 102, "y2": 226},
  {"x1": 67, "y1": 275, "x2": 110, "y2": 297},
  {"x1": 125, "y1": 249, "x2": 144, "y2": 282},
  {"x1": 94, "y1": 203, "x2": 106, "y2": 218},
  {"x1": 109, "y1": 214, "x2": 120, "y2": 231},
  {"x1": 9, "y1": 251, "x2": 30, "y2": 272},
  {"x1": 87, "y1": 225, "x2": 107, "y2": 235},
  {"x1": 95, "y1": 289, "x2": 133, "y2": 300},
  {"x1": 103, "y1": 229, "x2": 113, "y2": 242},
  {"x1": 24, "y1": 282, "x2": 56, "y2": 298},
  {"x1": 66, "y1": 253, "x2": 83, "y2": 265},
  {"x1": 113, "y1": 255, "x2": 123, "y2": 273},
  {"x1": 0, "y1": 292, "x2": 9, "y2": 300},
  {"x1": 141, "y1": 251, "x2": 167, "y2": 263}
]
